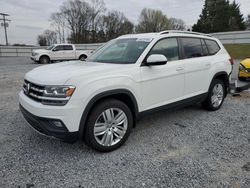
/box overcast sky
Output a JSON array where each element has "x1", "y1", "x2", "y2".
[{"x1": 0, "y1": 0, "x2": 249, "y2": 45}]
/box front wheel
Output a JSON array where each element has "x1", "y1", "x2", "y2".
[
  {"x1": 84, "y1": 99, "x2": 133, "y2": 152},
  {"x1": 202, "y1": 79, "x2": 226, "y2": 111},
  {"x1": 39, "y1": 56, "x2": 50, "y2": 64}
]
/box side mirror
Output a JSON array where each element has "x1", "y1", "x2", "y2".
[
  {"x1": 52, "y1": 48, "x2": 58, "y2": 52},
  {"x1": 146, "y1": 54, "x2": 168, "y2": 66}
]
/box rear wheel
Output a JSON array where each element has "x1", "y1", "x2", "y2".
[
  {"x1": 79, "y1": 55, "x2": 87, "y2": 61},
  {"x1": 39, "y1": 56, "x2": 50, "y2": 64},
  {"x1": 84, "y1": 99, "x2": 133, "y2": 152},
  {"x1": 202, "y1": 79, "x2": 226, "y2": 111}
]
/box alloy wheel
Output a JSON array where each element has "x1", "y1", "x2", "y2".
[
  {"x1": 211, "y1": 83, "x2": 224, "y2": 108},
  {"x1": 94, "y1": 108, "x2": 128, "y2": 147}
]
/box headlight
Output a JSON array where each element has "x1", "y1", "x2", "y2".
[
  {"x1": 23, "y1": 80, "x2": 76, "y2": 106},
  {"x1": 239, "y1": 64, "x2": 248, "y2": 72},
  {"x1": 32, "y1": 52, "x2": 39, "y2": 56},
  {"x1": 44, "y1": 86, "x2": 76, "y2": 98}
]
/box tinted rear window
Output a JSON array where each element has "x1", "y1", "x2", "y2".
[
  {"x1": 205, "y1": 40, "x2": 220, "y2": 55},
  {"x1": 181, "y1": 38, "x2": 203, "y2": 59},
  {"x1": 64, "y1": 45, "x2": 73, "y2": 50}
]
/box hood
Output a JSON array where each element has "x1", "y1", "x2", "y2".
[
  {"x1": 241, "y1": 58, "x2": 250, "y2": 68},
  {"x1": 33, "y1": 49, "x2": 50, "y2": 53},
  {"x1": 25, "y1": 61, "x2": 127, "y2": 85}
]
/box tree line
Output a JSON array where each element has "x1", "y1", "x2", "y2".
[
  {"x1": 37, "y1": 0, "x2": 185, "y2": 46},
  {"x1": 38, "y1": 0, "x2": 250, "y2": 46}
]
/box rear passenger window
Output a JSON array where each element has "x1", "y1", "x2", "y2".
[
  {"x1": 205, "y1": 40, "x2": 220, "y2": 55},
  {"x1": 181, "y1": 38, "x2": 203, "y2": 58},
  {"x1": 149, "y1": 38, "x2": 179, "y2": 61},
  {"x1": 201, "y1": 39, "x2": 209, "y2": 56},
  {"x1": 64, "y1": 45, "x2": 73, "y2": 50}
]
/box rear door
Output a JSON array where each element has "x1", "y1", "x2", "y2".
[
  {"x1": 63, "y1": 45, "x2": 75, "y2": 60},
  {"x1": 180, "y1": 37, "x2": 211, "y2": 97}
]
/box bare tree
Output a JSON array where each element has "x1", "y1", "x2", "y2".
[
  {"x1": 60, "y1": 0, "x2": 92, "y2": 43},
  {"x1": 169, "y1": 18, "x2": 186, "y2": 30},
  {"x1": 89, "y1": 0, "x2": 106, "y2": 42},
  {"x1": 48, "y1": 1, "x2": 188, "y2": 43},
  {"x1": 136, "y1": 8, "x2": 170, "y2": 33},
  {"x1": 37, "y1": 35, "x2": 47, "y2": 46},
  {"x1": 50, "y1": 12, "x2": 66, "y2": 43},
  {"x1": 37, "y1": 30, "x2": 57, "y2": 46},
  {"x1": 102, "y1": 11, "x2": 134, "y2": 41},
  {"x1": 44, "y1": 30, "x2": 57, "y2": 45}
]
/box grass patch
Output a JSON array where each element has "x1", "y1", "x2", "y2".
[{"x1": 224, "y1": 44, "x2": 250, "y2": 59}]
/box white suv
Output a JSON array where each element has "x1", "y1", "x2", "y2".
[{"x1": 19, "y1": 31, "x2": 233, "y2": 152}]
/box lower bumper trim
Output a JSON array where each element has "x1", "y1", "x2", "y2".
[
  {"x1": 20, "y1": 104, "x2": 78, "y2": 142},
  {"x1": 30, "y1": 57, "x2": 38, "y2": 62}
]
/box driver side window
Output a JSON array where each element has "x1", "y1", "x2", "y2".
[
  {"x1": 149, "y1": 38, "x2": 179, "y2": 61},
  {"x1": 53, "y1": 45, "x2": 64, "y2": 51}
]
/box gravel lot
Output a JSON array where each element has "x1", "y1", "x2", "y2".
[{"x1": 0, "y1": 57, "x2": 249, "y2": 188}]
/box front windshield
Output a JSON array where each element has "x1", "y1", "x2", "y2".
[
  {"x1": 46, "y1": 45, "x2": 55, "y2": 50},
  {"x1": 87, "y1": 38, "x2": 151, "y2": 64}
]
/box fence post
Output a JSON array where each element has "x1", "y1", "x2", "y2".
[
  {"x1": 0, "y1": 47, "x2": 1, "y2": 57},
  {"x1": 16, "y1": 48, "x2": 18, "y2": 57}
]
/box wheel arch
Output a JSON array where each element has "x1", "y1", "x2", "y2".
[
  {"x1": 78, "y1": 89, "x2": 139, "y2": 139},
  {"x1": 210, "y1": 71, "x2": 229, "y2": 95},
  {"x1": 39, "y1": 54, "x2": 50, "y2": 62},
  {"x1": 79, "y1": 54, "x2": 88, "y2": 60}
]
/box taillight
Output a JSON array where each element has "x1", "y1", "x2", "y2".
[{"x1": 229, "y1": 58, "x2": 234, "y2": 65}]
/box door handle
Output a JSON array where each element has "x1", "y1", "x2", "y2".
[{"x1": 176, "y1": 67, "x2": 184, "y2": 71}]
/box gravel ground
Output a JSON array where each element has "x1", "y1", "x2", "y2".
[{"x1": 0, "y1": 57, "x2": 249, "y2": 188}]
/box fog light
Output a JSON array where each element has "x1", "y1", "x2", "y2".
[{"x1": 53, "y1": 121, "x2": 63, "y2": 128}]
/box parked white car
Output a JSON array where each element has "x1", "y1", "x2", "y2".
[
  {"x1": 31, "y1": 44, "x2": 93, "y2": 64},
  {"x1": 20, "y1": 31, "x2": 233, "y2": 152}
]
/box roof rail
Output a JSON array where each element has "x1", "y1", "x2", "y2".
[{"x1": 159, "y1": 30, "x2": 212, "y2": 37}]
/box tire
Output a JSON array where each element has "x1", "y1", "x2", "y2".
[
  {"x1": 39, "y1": 56, "x2": 50, "y2": 64},
  {"x1": 79, "y1": 55, "x2": 87, "y2": 61},
  {"x1": 84, "y1": 99, "x2": 133, "y2": 152},
  {"x1": 202, "y1": 79, "x2": 226, "y2": 111}
]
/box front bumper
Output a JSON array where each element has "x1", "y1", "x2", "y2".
[
  {"x1": 19, "y1": 90, "x2": 84, "y2": 137},
  {"x1": 30, "y1": 56, "x2": 39, "y2": 62},
  {"x1": 239, "y1": 70, "x2": 250, "y2": 78},
  {"x1": 20, "y1": 104, "x2": 78, "y2": 142}
]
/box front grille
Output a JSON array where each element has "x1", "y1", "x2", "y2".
[
  {"x1": 23, "y1": 80, "x2": 45, "y2": 103},
  {"x1": 22, "y1": 80, "x2": 69, "y2": 106}
]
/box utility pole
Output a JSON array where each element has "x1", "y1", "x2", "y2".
[{"x1": 0, "y1": 13, "x2": 10, "y2": 46}]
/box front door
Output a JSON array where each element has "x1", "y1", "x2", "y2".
[
  {"x1": 51, "y1": 45, "x2": 65, "y2": 60},
  {"x1": 140, "y1": 38, "x2": 185, "y2": 111}
]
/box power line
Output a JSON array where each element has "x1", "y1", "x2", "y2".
[{"x1": 0, "y1": 12, "x2": 11, "y2": 46}]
